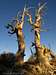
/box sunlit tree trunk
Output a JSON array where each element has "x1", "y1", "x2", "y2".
[
  {"x1": 26, "y1": 3, "x2": 54, "y2": 69},
  {"x1": 6, "y1": 9, "x2": 26, "y2": 64},
  {"x1": 16, "y1": 22, "x2": 25, "y2": 64}
]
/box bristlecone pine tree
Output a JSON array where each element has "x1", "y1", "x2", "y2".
[{"x1": 0, "y1": 2, "x2": 56, "y2": 75}]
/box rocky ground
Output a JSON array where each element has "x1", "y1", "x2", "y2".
[{"x1": 0, "y1": 52, "x2": 56, "y2": 75}]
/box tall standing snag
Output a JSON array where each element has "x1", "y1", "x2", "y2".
[
  {"x1": 6, "y1": 8, "x2": 26, "y2": 64},
  {"x1": 26, "y1": 3, "x2": 54, "y2": 69}
]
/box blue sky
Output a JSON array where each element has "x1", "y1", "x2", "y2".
[{"x1": 0, "y1": 0, "x2": 56, "y2": 60}]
